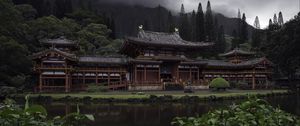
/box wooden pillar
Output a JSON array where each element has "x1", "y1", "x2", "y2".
[
  {"x1": 189, "y1": 67, "x2": 192, "y2": 81},
  {"x1": 65, "y1": 73, "x2": 69, "y2": 92},
  {"x1": 144, "y1": 65, "x2": 146, "y2": 84},
  {"x1": 158, "y1": 66, "x2": 161, "y2": 84},
  {"x1": 265, "y1": 76, "x2": 268, "y2": 89},
  {"x1": 108, "y1": 70, "x2": 111, "y2": 87},
  {"x1": 39, "y1": 74, "x2": 43, "y2": 92},
  {"x1": 252, "y1": 69, "x2": 256, "y2": 90},
  {"x1": 96, "y1": 67, "x2": 98, "y2": 84},
  {"x1": 134, "y1": 64, "x2": 137, "y2": 84},
  {"x1": 197, "y1": 68, "x2": 200, "y2": 84},
  {"x1": 69, "y1": 75, "x2": 72, "y2": 92}
]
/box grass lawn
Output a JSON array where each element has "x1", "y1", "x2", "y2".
[{"x1": 24, "y1": 90, "x2": 288, "y2": 100}]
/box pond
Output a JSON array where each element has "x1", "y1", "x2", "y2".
[{"x1": 37, "y1": 93, "x2": 300, "y2": 126}]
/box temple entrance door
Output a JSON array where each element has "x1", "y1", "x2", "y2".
[
  {"x1": 160, "y1": 62, "x2": 177, "y2": 83},
  {"x1": 160, "y1": 62, "x2": 183, "y2": 90}
]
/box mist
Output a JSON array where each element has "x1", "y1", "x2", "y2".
[{"x1": 96, "y1": 0, "x2": 300, "y2": 28}]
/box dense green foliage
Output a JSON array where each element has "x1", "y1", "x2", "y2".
[
  {"x1": 209, "y1": 77, "x2": 230, "y2": 90},
  {"x1": 262, "y1": 13, "x2": 300, "y2": 79},
  {"x1": 0, "y1": 95, "x2": 94, "y2": 126},
  {"x1": 0, "y1": 0, "x2": 121, "y2": 88},
  {"x1": 172, "y1": 98, "x2": 300, "y2": 126}
]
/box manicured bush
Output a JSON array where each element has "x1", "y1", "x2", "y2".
[
  {"x1": 172, "y1": 98, "x2": 300, "y2": 126},
  {"x1": 209, "y1": 77, "x2": 230, "y2": 90}
]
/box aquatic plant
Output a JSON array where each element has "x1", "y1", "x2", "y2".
[
  {"x1": 0, "y1": 95, "x2": 94, "y2": 126},
  {"x1": 172, "y1": 97, "x2": 300, "y2": 126}
]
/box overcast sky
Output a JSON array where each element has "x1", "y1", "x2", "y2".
[{"x1": 100, "y1": 0, "x2": 300, "y2": 28}]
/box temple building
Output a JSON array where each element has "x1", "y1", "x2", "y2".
[{"x1": 32, "y1": 28, "x2": 273, "y2": 92}]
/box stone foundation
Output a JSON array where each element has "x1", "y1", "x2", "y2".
[
  {"x1": 184, "y1": 85, "x2": 209, "y2": 90},
  {"x1": 128, "y1": 85, "x2": 163, "y2": 91}
]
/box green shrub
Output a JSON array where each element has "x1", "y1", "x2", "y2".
[
  {"x1": 209, "y1": 77, "x2": 230, "y2": 90},
  {"x1": 172, "y1": 98, "x2": 300, "y2": 126},
  {"x1": 87, "y1": 84, "x2": 109, "y2": 92},
  {"x1": 0, "y1": 86, "x2": 17, "y2": 96}
]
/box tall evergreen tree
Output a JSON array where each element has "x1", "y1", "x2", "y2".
[
  {"x1": 205, "y1": 1, "x2": 214, "y2": 41},
  {"x1": 273, "y1": 14, "x2": 278, "y2": 25},
  {"x1": 109, "y1": 17, "x2": 116, "y2": 39},
  {"x1": 238, "y1": 9, "x2": 241, "y2": 19},
  {"x1": 196, "y1": 2, "x2": 205, "y2": 41},
  {"x1": 191, "y1": 10, "x2": 197, "y2": 41},
  {"x1": 252, "y1": 16, "x2": 261, "y2": 49},
  {"x1": 231, "y1": 30, "x2": 239, "y2": 49},
  {"x1": 179, "y1": 4, "x2": 190, "y2": 40},
  {"x1": 278, "y1": 11, "x2": 284, "y2": 26},
  {"x1": 240, "y1": 13, "x2": 248, "y2": 43},
  {"x1": 215, "y1": 25, "x2": 226, "y2": 53},
  {"x1": 156, "y1": 5, "x2": 165, "y2": 32},
  {"x1": 167, "y1": 11, "x2": 175, "y2": 33},
  {"x1": 254, "y1": 16, "x2": 260, "y2": 29}
]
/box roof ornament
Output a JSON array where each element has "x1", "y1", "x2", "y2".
[
  {"x1": 138, "y1": 25, "x2": 143, "y2": 30},
  {"x1": 138, "y1": 25, "x2": 145, "y2": 38},
  {"x1": 174, "y1": 28, "x2": 179, "y2": 35}
]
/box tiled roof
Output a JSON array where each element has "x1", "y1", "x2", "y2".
[
  {"x1": 31, "y1": 48, "x2": 77, "y2": 61},
  {"x1": 126, "y1": 30, "x2": 213, "y2": 48},
  {"x1": 205, "y1": 57, "x2": 272, "y2": 68},
  {"x1": 219, "y1": 48, "x2": 255, "y2": 57}
]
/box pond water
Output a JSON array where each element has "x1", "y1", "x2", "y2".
[{"x1": 37, "y1": 93, "x2": 300, "y2": 126}]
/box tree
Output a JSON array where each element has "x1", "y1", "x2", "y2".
[
  {"x1": 205, "y1": 1, "x2": 214, "y2": 41},
  {"x1": 231, "y1": 30, "x2": 239, "y2": 49},
  {"x1": 273, "y1": 14, "x2": 278, "y2": 25},
  {"x1": 77, "y1": 23, "x2": 112, "y2": 55},
  {"x1": 240, "y1": 13, "x2": 248, "y2": 43},
  {"x1": 215, "y1": 25, "x2": 226, "y2": 53},
  {"x1": 252, "y1": 16, "x2": 261, "y2": 49},
  {"x1": 191, "y1": 10, "x2": 197, "y2": 41},
  {"x1": 167, "y1": 11, "x2": 175, "y2": 33},
  {"x1": 278, "y1": 11, "x2": 284, "y2": 26},
  {"x1": 179, "y1": 4, "x2": 190, "y2": 40},
  {"x1": 196, "y1": 2, "x2": 205, "y2": 41},
  {"x1": 254, "y1": 16, "x2": 260, "y2": 29},
  {"x1": 237, "y1": 9, "x2": 241, "y2": 19}
]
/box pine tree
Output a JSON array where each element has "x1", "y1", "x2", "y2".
[
  {"x1": 254, "y1": 16, "x2": 260, "y2": 29},
  {"x1": 205, "y1": 1, "x2": 214, "y2": 41},
  {"x1": 252, "y1": 16, "x2": 261, "y2": 49},
  {"x1": 179, "y1": 4, "x2": 190, "y2": 40},
  {"x1": 167, "y1": 11, "x2": 175, "y2": 33},
  {"x1": 157, "y1": 5, "x2": 165, "y2": 32},
  {"x1": 240, "y1": 13, "x2": 248, "y2": 43},
  {"x1": 214, "y1": 17, "x2": 219, "y2": 41},
  {"x1": 238, "y1": 9, "x2": 241, "y2": 19},
  {"x1": 109, "y1": 17, "x2": 116, "y2": 39},
  {"x1": 273, "y1": 14, "x2": 278, "y2": 25},
  {"x1": 216, "y1": 25, "x2": 226, "y2": 53},
  {"x1": 278, "y1": 11, "x2": 284, "y2": 26},
  {"x1": 269, "y1": 19, "x2": 273, "y2": 26},
  {"x1": 237, "y1": 9, "x2": 242, "y2": 43},
  {"x1": 196, "y1": 2, "x2": 205, "y2": 41},
  {"x1": 191, "y1": 10, "x2": 197, "y2": 41},
  {"x1": 231, "y1": 30, "x2": 239, "y2": 49}
]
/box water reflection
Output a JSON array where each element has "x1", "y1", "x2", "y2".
[{"x1": 39, "y1": 94, "x2": 299, "y2": 126}]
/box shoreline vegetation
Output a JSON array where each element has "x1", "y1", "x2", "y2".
[{"x1": 9, "y1": 90, "x2": 292, "y2": 103}]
